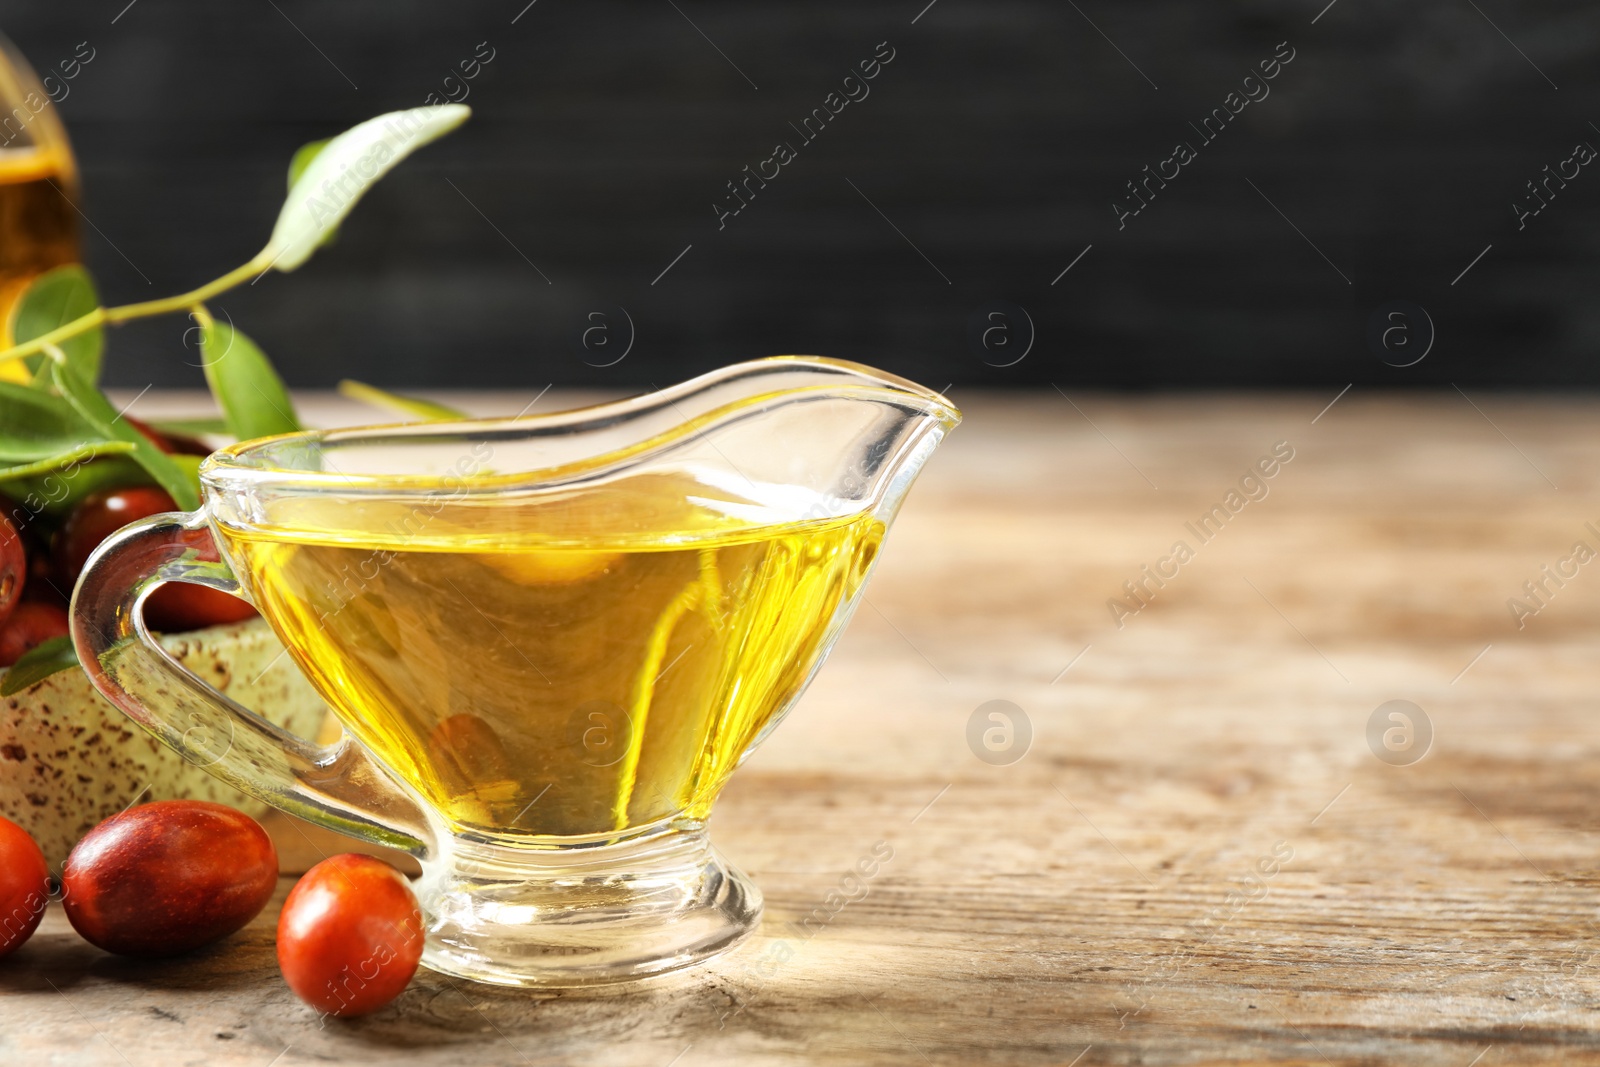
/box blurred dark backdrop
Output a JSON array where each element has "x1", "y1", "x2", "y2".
[{"x1": 2, "y1": 1, "x2": 1598, "y2": 390}]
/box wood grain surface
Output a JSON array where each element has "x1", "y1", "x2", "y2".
[{"x1": 6, "y1": 388, "x2": 1600, "y2": 1066}]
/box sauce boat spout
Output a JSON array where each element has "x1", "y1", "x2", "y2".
[{"x1": 607, "y1": 356, "x2": 963, "y2": 524}]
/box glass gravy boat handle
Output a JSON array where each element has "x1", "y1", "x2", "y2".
[{"x1": 71, "y1": 509, "x2": 434, "y2": 855}]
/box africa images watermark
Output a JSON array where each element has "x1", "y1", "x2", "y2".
[
  {"x1": 1113, "y1": 41, "x2": 1297, "y2": 230},
  {"x1": 0, "y1": 41, "x2": 96, "y2": 147},
  {"x1": 422, "y1": 40, "x2": 496, "y2": 106},
  {"x1": 1107, "y1": 441, "x2": 1296, "y2": 628},
  {"x1": 713, "y1": 40, "x2": 898, "y2": 230},
  {"x1": 1506, "y1": 523, "x2": 1600, "y2": 630},
  {"x1": 281, "y1": 440, "x2": 498, "y2": 642},
  {"x1": 1512, "y1": 132, "x2": 1596, "y2": 232}
]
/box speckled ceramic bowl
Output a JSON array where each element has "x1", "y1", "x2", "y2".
[{"x1": 0, "y1": 617, "x2": 328, "y2": 867}]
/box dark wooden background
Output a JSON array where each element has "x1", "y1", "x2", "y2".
[{"x1": 2, "y1": 0, "x2": 1597, "y2": 389}]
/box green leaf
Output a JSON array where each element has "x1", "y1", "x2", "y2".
[
  {"x1": 0, "y1": 440, "x2": 137, "y2": 483},
  {"x1": 338, "y1": 379, "x2": 466, "y2": 421},
  {"x1": 50, "y1": 360, "x2": 200, "y2": 511},
  {"x1": 144, "y1": 416, "x2": 231, "y2": 437},
  {"x1": 262, "y1": 104, "x2": 471, "y2": 273},
  {"x1": 200, "y1": 322, "x2": 301, "y2": 441},
  {"x1": 0, "y1": 381, "x2": 103, "y2": 462},
  {"x1": 9, "y1": 265, "x2": 104, "y2": 385},
  {"x1": 0, "y1": 455, "x2": 160, "y2": 518},
  {"x1": 167, "y1": 452, "x2": 204, "y2": 492},
  {"x1": 287, "y1": 138, "x2": 340, "y2": 252},
  {"x1": 0, "y1": 636, "x2": 79, "y2": 696}
]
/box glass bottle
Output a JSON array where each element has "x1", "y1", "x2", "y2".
[{"x1": 0, "y1": 30, "x2": 80, "y2": 379}]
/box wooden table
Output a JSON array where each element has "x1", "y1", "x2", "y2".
[{"x1": 6, "y1": 389, "x2": 1600, "y2": 1066}]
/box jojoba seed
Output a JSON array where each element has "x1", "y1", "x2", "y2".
[{"x1": 61, "y1": 800, "x2": 277, "y2": 957}]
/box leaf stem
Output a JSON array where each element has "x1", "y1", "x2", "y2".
[
  {"x1": 106, "y1": 259, "x2": 265, "y2": 324},
  {"x1": 189, "y1": 303, "x2": 215, "y2": 334},
  {"x1": 0, "y1": 307, "x2": 107, "y2": 365},
  {"x1": 0, "y1": 255, "x2": 270, "y2": 366}
]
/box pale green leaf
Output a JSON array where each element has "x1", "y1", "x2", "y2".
[
  {"x1": 262, "y1": 105, "x2": 471, "y2": 272},
  {"x1": 200, "y1": 321, "x2": 301, "y2": 441},
  {"x1": 287, "y1": 138, "x2": 339, "y2": 251},
  {"x1": 338, "y1": 379, "x2": 466, "y2": 421}
]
